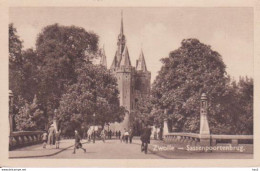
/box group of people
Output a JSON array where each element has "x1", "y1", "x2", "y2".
[
  {"x1": 42, "y1": 124, "x2": 61, "y2": 149},
  {"x1": 41, "y1": 124, "x2": 152, "y2": 155},
  {"x1": 120, "y1": 128, "x2": 133, "y2": 144},
  {"x1": 115, "y1": 131, "x2": 121, "y2": 139},
  {"x1": 86, "y1": 128, "x2": 130, "y2": 142}
]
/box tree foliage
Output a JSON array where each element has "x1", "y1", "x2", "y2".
[
  {"x1": 9, "y1": 23, "x2": 23, "y2": 101},
  {"x1": 57, "y1": 63, "x2": 126, "y2": 136},
  {"x1": 35, "y1": 24, "x2": 99, "y2": 124},
  {"x1": 9, "y1": 24, "x2": 125, "y2": 133},
  {"x1": 216, "y1": 77, "x2": 253, "y2": 134},
  {"x1": 15, "y1": 95, "x2": 45, "y2": 131},
  {"x1": 9, "y1": 24, "x2": 41, "y2": 126},
  {"x1": 130, "y1": 95, "x2": 154, "y2": 135},
  {"x1": 152, "y1": 38, "x2": 253, "y2": 134}
]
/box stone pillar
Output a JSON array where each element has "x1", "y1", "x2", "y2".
[
  {"x1": 163, "y1": 109, "x2": 169, "y2": 139},
  {"x1": 9, "y1": 90, "x2": 14, "y2": 134},
  {"x1": 199, "y1": 93, "x2": 210, "y2": 146},
  {"x1": 53, "y1": 109, "x2": 58, "y2": 131}
]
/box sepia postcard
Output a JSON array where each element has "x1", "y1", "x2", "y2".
[{"x1": 0, "y1": 0, "x2": 260, "y2": 168}]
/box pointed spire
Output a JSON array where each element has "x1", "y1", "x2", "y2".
[
  {"x1": 120, "y1": 46, "x2": 131, "y2": 67},
  {"x1": 100, "y1": 45, "x2": 107, "y2": 68},
  {"x1": 110, "y1": 52, "x2": 117, "y2": 69},
  {"x1": 136, "y1": 49, "x2": 147, "y2": 71},
  {"x1": 120, "y1": 10, "x2": 124, "y2": 35}
]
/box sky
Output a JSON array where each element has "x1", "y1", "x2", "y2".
[{"x1": 9, "y1": 7, "x2": 253, "y2": 82}]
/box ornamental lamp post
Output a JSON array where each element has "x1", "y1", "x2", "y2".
[
  {"x1": 93, "y1": 113, "x2": 96, "y2": 143},
  {"x1": 199, "y1": 93, "x2": 210, "y2": 146},
  {"x1": 9, "y1": 90, "x2": 14, "y2": 133}
]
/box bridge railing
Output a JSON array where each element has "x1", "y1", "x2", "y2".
[
  {"x1": 163, "y1": 93, "x2": 253, "y2": 151},
  {"x1": 9, "y1": 131, "x2": 44, "y2": 150},
  {"x1": 164, "y1": 132, "x2": 253, "y2": 146},
  {"x1": 164, "y1": 132, "x2": 200, "y2": 146},
  {"x1": 210, "y1": 134, "x2": 253, "y2": 146}
]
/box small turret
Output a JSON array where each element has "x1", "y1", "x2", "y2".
[
  {"x1": 119, "y1": 46, "x2": 131, "y2": 67},
  {"x1": 100, "y1": 45, "x2": 107, "y2": 68},
  {"x1": 136, "y1": 49, "x2": 147, "y2": 71},
  {"x1": 110, "y1": 52, "x2": 118, "y2": 69}
]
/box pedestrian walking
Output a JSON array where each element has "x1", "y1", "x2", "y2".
[
  {"x1": 105, "y1": 130, "x2": 108, "y2": 139},
  {"x1": 118, "y1": 130, "x2": 121, "y2": 140},
  {"x1": 120, "y1": 129, "x2": 124, "y2": 143},
  {"x1": 55, "y1": 130, "x2": 61, "y2": 149},
  {"x1": 140, "y1": 124, "x2": 152, "y2": 154},
  {"x1": 109, "y1": 130, "x2": 112, "y2": 139},
  {"x1": 154, "y1": 130, "x2": 158, "y2": 140},
  {"x1": 42, "y1": 131, "x2": 48, "y2": 148},
  {"x1": 124, "y1": 129, "x2": 129, "y2": 143},
  {"x1": 47, "y1": 124, "x2": 56, "y2": 147},
  {"x1": 101, "y1": 129, "x2": 106, "y2": 143},
  {"x1": 129, "y1": 128, "x2": 133, "y2": 144},
  {"x1": 87, "y1": 127, "x2": 93, "y2": 142},
  {"x1": 73, "y1": 130, "x2": 86, "y2": 154}
]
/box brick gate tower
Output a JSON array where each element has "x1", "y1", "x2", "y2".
[{"x1": 102, "y1": 12, "x2": 151, "y2": 133}]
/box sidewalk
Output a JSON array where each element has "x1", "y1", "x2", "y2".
[{"x1": 9, "y1": 139, "x2": 87, "y2": 158}]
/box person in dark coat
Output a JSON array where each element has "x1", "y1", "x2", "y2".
[
  {"x1": 129, "y1": 128, "x2": 133, "y2": 144},
  {"x1": 73, "y1": 130, "x2": 86, "y2": 154},
  {"x1": 109, "y1": 130, "x2": 112, "y2": 139},
  {"x1": 118, "y1": 130, "x2": 121, "y2": 139},
  {"x1": 140, "y1": 124, "x2": 152, "y2": 154}
]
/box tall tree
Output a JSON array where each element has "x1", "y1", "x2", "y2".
[
  {"x1": 57, "y1": 63, "x2": 126, "y2": 137},
  {"x1": 35, "y1": 24, "x2": 99, "y2": 125},
  {"x1": 152, "y1": 38, "x2": 229, "y2": 133},
  {"x1": 9, "y1": 23, "x2": 23, "y2": 99},
  {"x1": 130, "y1": 95, "x2": 153, "y2": 135},
  {"x1": 20, "y1": 48, "x2": 40, "y2": 102},
  {"x1": 238, "y1": 77, "x2": 253, "y2": 135}
]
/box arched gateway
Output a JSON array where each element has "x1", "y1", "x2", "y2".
[{"x1": 100, "y1": 12, "x2": 151, "y2": 134}]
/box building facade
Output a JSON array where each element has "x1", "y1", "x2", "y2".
[{"x1": 100, "y1": 13, "x2": 151, "y2": 133}]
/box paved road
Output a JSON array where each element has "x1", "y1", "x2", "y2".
[
  {"x1": 42, "y1": 139, "x2": 162, "y2": 159},
  {"x1": 10, "y1": 139, "x2": 253, "y2": 159}
]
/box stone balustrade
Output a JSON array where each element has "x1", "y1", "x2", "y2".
[
  {"x1": 164, "y1": 132, "x2": 253, "y2": 147},
  {"x1": 164, "y1": 132, "x2": 200, "y2": 146},
  {"x1": 9, "y1": 131, "x2": 44, "y2": 150},
  {"x1": 163, "y1": 94, "x2": 253, "y2": 152},
  {"x1": 210, "y1": 134, "x2": 253, "y2": 146}
]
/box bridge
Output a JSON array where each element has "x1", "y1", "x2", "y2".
[
  {"x1": 8, "y1": 91, "x2": 253, "y2": 158},
  {"x1": 9, "y1": 138, "x2": 252, "y2": 159}
]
